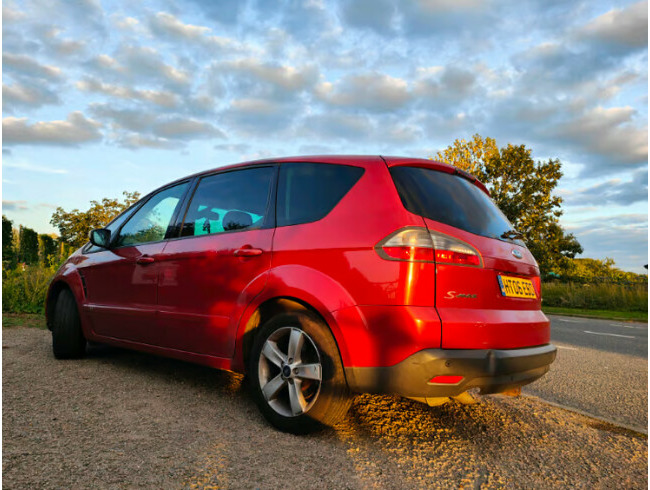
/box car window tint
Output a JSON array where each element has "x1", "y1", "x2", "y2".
[
  {"x1": 84, "y1": 205, "x2": 137, "y2": 253},
  {"x1": 116, "y1": 183, "x2": 188, "y2": 247},
  {"x1": 277, "y1": 163, "x2": 364, "y2": 227},
  {"x1": 390, "y1": 166, "x2": 517, "y2": 242},
  {"x1": 181, "y1": 167, "x2": 274, "y2": 237}
]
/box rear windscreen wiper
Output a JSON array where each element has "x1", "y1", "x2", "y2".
[{"x1": 500, "y1": 230, "x2": 524, "y2": 240}]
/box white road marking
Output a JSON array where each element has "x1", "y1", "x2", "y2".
[
  {"x1": 557, "y1": 318, "x2": 582, "y2": 323},
  {"x1": 609, "y1": 323, "x2": 646, "y2": 329},
  {"x1": 583, "y1": 330, "x2": 635, "y2": 339},
  {"x1": 556, "y1": 345, "x2": 578, "y2": 351}
]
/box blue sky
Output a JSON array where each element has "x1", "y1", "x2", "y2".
[{"x1": 2, "y1": 0, "x2": 648, "y2": 272}]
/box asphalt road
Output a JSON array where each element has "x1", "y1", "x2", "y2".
[{"x1": 524, "y1": 315, "x2": 648, "y2": 432}]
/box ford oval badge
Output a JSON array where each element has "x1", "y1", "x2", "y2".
[{"x1": 512, "y1": 249, "x2": 523, "y2": 259}]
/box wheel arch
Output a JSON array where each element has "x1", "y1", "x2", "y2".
[
  {"x1": 45, "y1": 270, "x2": 86, "y2": 331},
  {"x1": 235, "y1": 296, "x2": 331, "y2": 372}
]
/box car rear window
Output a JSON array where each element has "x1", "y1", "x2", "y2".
[
  {"x1": 390, "y1": 166, "x2": 516, "y2": 241},
  {"x1": 277, "y1": 163, "x2": 364, "y2": 227}
]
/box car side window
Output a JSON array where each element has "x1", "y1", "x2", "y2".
[
  {"x1": 277, "y1": 163, "x2": 364, "y2": 227},
  {"x1": 116, "y1": 183, "x2": 188, "y2": 247},
  {"x1": 84, "y1": 205, "x2": 138, "y2": 253},
  {"x1": 181, "y1": 167, "x2": 274, "y2": 237}
]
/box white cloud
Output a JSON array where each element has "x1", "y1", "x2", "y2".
[
  {"x1": 149, "y1": 12, "x2": 211, "y2": 40},
  {"x1": 3, "y1": 81, "x2": 60, "y2": 110},
  {"x1": 3, "y1": 53, "x2": 62, "y2": 80},
  {"x1": 564, "y1": 168, "x2": 648, "y2": 206},
  {"x1": 153, "y1": 118, "x2": 225, "y2": 140},
  {"x1": 76, "y1": 78, "x2": 179, "y2": 108},
  {"x1": 3, "y1": 161, "x2": 68, "y2": 174},
  {"x1": 576, "y1": 1, "x2": 648, "y2": 50},
  {"x1": 550, "y1": 106, "x2": 647, "y2": 166},
  {"x1": 218, "y1": 58, "x2": 319, "y2": 92},
  {"x1": 3, "y1": 112, "x2": 102, "y2": 146},
  {"x1": 2, "y1": 200, "x2": 29, "y2": 211},
  {"x1": 316, "y1": 72, "x2": 410, "y2": 112}
]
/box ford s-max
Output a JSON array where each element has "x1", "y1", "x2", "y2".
[{"x1": 46, "y1": 155, "x2": 556, "y2": 433}]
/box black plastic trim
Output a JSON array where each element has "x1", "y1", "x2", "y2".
[{"x1": 345, "y1": 344, "x2": 557, "y2": 397}]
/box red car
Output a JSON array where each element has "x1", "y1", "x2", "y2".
[{"x1": 46, "y1": 155, "x2": 556, "y2": 433}]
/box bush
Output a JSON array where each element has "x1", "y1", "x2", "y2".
[
  {"x1": 2, "y1": 263, "x2": 59, "y2": 314},
  {"x1": 542, "y1": 282, "x2": 648, "y2": 312}
]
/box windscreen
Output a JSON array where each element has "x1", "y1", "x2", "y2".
[{"x1": 390, "y1": 166, "x2": 521, "y2": 243}]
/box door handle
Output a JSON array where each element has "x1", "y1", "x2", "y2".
[
  {"x1": 234, "y1": 247, "x2": 263, "y2": 257},
  {"x1": 136, "y1": 256, "x2": 155, "y2": 265}
]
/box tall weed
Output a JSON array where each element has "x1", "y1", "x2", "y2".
[
  {"x1": 543, "y1": 282, "x2": 648, "y2": 312},
  {"x1": 2, "y1": 263, "x2": 59, "y2": 314}
]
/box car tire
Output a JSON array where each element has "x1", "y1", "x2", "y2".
[
  {"x1": 249, "y1": 311, "x2": 351, "y2": 434},
  {"x1": 52, "y1": 289, "x2": 86, "y2": 359}
]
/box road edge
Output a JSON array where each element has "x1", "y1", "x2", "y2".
[{"x1": 522, "y1": 394, "x2": 648, "y2": 437}]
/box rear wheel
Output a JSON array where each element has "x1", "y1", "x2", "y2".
[
  {"x1": 52, "y1": 289, "x2": 86, "y2": 359},
  {"x1": 249, "y1": 311, "x2": 351, "y2": 434}
]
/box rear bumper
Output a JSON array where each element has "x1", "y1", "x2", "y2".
[{"x1": 345, "y1": 344, "x2": 557, "y2": 397}]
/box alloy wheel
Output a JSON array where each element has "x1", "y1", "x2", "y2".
[{"x1": 257, "y1": 327, "x2": 322, "y2": 417}]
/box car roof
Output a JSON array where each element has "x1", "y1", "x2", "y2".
[{"x1": 164, "y1": 155, "x2": 489, "y2": 196}]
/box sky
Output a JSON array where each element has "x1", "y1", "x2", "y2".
[{"x1": 1, "y1": 0, "x2": 648, "y2": 273}]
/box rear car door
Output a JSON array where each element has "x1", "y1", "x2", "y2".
[
  {"x1": 156, "y1": 165, "x2": 276, "y2": 357},
  {"x1": 79, "y1": 182, "x2": 190, "y2": 344}
]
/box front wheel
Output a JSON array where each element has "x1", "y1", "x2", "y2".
[
  {"x1": 249, "y1": 312, "x2": 351, "y2": 434},
  {"x1": 52, "y1": 289, "x2": 86, "y2": 359}
]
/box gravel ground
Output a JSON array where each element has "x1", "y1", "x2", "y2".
[{"x1": 3, "y1": 326, "x2": 648, "y2": 489}]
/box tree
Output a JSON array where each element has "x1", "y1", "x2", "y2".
[
  {"x1": 18, "y1": 226, "x2": 39, "y2": 265},
  {"x1": 2, "y1": 215, "x2": 16, "y2": 268},
  {"x1": 38, "y1": 234, "x2": 58, "y2": 266},
  {"x1": 436, "y1": 134, "x2": 582, "y2": 275},
  {"x1": 50, "y1": 191, "x2": 140, "y2": 248}
]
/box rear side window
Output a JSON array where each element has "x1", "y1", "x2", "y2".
[
  {"x1": 277, "y1": 163, "x2": 364, "y2": 227},
  {"x1": 390, "y1": 166, "x2": 515, "y2": 241},
  {"x1": 181, "y1": 166, "x2": 274, "y2": 237}
]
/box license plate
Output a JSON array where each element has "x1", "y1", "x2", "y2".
[{"x1": 497, "y1": 275, "x2": 537, "y2": 299}]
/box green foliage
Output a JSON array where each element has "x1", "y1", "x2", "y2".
[
  {"x1": 2, "y1": 215, "x2": 16, "y2": 268},
  {"x1": 555, "y1": 257, "x2": 648, "y2": 284},
  {"x1": 543, "y1": 282, "x2": 648, "y2": 312},
  {"x1": 38, "y1": 234, "x2": 58, "y2": 266},
  {"x1": 435, "y1": 134, "x2": 583, "y2": 275},
  {"x1": 2, "y1": 262, "x2": 60, "y2": 314},
  {"x1": 18, "y1": 226, "x2": 39, "y2": 265},
  {"x1": 50, "y1": 191, "x2": 140, "y2": 248}
]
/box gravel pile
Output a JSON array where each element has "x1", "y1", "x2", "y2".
[{"x1": 3, "y1": 327, "x2": 647, "y2": 489}]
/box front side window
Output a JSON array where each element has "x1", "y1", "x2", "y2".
[
  {"x1": 277, "y1": 163, "x2": 364, "y2": 227},
  {"x1": 84, "y1": 204, "x2": 138, "y2": 253},
  {"x1": 181, "y1": 166, "x2": 274, "y2": 237},
  {"x1": 116, "y1": 183, "x2": 188, "y2": 247}
]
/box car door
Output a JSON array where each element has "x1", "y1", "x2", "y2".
[
  {"x1": 79, "y1": 182, "x2": 190, "y2": 344},
  {"x1": 156, "y1": 166, "x2": 276, "y2": 358}
]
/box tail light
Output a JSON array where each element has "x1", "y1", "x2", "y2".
[
  {"x1": 532, "y1": 275, "x2": 542, "y2": 297},
  {"x1": 376, "y1": 227, "x2": 482, "y2": 267}
]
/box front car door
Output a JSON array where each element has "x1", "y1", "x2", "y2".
[
  {"x1": 156, "y1": 166, "x2": 276, "y2": 358},
  {"x1": 79, "y1": 182, "x2": 190, "y2": 344}
]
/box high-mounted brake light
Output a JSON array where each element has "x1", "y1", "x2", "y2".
[{"x1": 376, "y1": 228, "x2": 482, "y2": 267}]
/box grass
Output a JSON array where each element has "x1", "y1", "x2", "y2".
[
  {"x1": 2, "y1": 313, "x2": 47, "y2": 329},
  {"x1": 542, "y1": 281, "x2": 647, "y2": 312},
  {"x1": 542, "y1": 306, "x2": 648, "y2": 322}
]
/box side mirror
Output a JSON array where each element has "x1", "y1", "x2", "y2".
[{"x1": 89, "y1": 228, "x2": 111, "y2": 248}]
